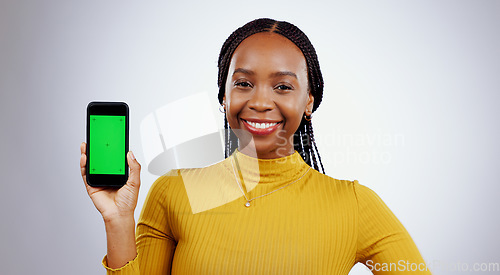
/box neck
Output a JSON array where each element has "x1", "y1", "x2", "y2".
[
  {"x1": 237, "y1": 135, "x2": 296, "y2": 159},
  {"x1": 238, "y1": 145, "x2": 295, "y2": 159},
  {"x1": 229, "y1": 148, "x2": 310, "y2": 186}
]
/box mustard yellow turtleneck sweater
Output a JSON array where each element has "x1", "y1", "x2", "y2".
[{"x1": 103, "y1": 150, "x2": 431, "y2": 274}]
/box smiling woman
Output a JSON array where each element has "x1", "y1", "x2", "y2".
[
  {"x1": 223, "y1": 31, "x2": 314, "y2": 160},
  {"x1": 81, "y1": 18, "x2": 431, "y2": 274},
  {"x1": 218, "y1": 19, "x2": 325, "y2": 172}
]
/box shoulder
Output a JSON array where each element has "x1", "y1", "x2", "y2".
[
  {"x1": 148, "y1": 166, "x2": 209, "y2": 195},
  {"x1": 307, "y1": 172, "x2": 395, "y2": 220},
  {"x1": 150, "y1": 169, "x2": 183, "y2": 192},
  {"x1": 308, "y1": 169, "x2": 358, "y2": 193},
  {"x1": 304, "y1": 170, "x2": 366, "y2": 206},
  {"x1": 146, "y1": 159, "x2": 232, "y2": 207},
  {"x1": 144, "y1": 169, "x2": 184, "y2": 205},
  {"x1": 151, "y1": 159, "x2": 226, "y2": 189},
  {"x1": 307, "y1": 170, "x2": 386, "y2": 207}
]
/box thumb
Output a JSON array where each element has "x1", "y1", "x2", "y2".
[{"x1": 126, "y1": 151, "x2": 141, "y2": 190}]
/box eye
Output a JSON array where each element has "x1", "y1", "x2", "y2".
[
  {"x1": 275, "y1": 84, "x2": 293, "y2": 91},
  {"x1": 235, "y1": 81, "x2": 252, "y2": 89}
]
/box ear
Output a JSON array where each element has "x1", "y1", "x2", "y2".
[
  {"x1": 222, "y1": 94, "x2": 226, "y2": 105},
  {"x1": 305, "y1": 92, "x2": 314, "y2": 116}
]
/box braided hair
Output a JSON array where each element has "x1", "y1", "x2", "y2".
[{"x1": 217, "y1": 18, "x2": 325, "y2": 174}]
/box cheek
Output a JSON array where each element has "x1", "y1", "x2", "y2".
[
  {"x1": 226, "y1": 91, "x2": 240, "y2": 113},
  {"x1": 225, "y1": 90, "x2": 244, "y2": 128},
  {"x1": 279, "y1": 104, "x2": 304, "y2": 132},
  {"x1": 282, "y1": 96, "x2": 307, "y2": 119}
]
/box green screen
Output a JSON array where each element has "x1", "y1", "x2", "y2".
[{"x1": 89, "y1": 115, "x2": 126, "y2": 175}]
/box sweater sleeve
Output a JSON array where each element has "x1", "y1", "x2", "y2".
[
  {"x1": 102, "y1": 174, "x2": 178, "y2": 274},
  {"x1": 354, "y1": 181, "x2": 431, "y2": 274}
]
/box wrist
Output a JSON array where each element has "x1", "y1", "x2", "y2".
[
  {"x1": 103, "y1": 213, "x2": 137, "y2": 269},
  {"x1": 102, "y1": 212, "x2": 135, "y2": 226}
]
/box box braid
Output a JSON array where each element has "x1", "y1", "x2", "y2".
[{"x1": 217, "y1": 18, "x2": 325, "y2": 174}]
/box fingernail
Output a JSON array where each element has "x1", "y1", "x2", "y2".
[{"x1": 129, "y1": 151, "x2": 136, "y2": 160}]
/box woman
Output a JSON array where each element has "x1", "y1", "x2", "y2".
[{"x1": 80, "y1": 18, "x2": 431, "y2": 274}]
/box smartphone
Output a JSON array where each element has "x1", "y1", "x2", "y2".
[{"x1": 86, "y1": 102, "x2": 129, "y2": 187}]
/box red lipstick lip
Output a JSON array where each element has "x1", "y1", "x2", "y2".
[
  {"x1": 241, "y1": 118, "x2": 282, "y2": 123},
  {"x1": 241, "y1": 119, "x2": 283, "y2": 136}
]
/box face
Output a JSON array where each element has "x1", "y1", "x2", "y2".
[{"x1": 223, "y1": 32, "x2": 314, "y2": 159}]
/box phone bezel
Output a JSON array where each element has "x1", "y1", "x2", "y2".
[{"x1": 86, "y1": 101, "x2": 129, "y2": 187}]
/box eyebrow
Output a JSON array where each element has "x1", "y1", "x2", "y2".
[
  {"x1": 233, "y1": 68, "x2": 298, "y2": 79},
  {"x1": 270, "y1": 71, "x2": 298, "y2": 79},
  {"x1": 233, "y1": 68, "x2": 254, "y2": 76}
]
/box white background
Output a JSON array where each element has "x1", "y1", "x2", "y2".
[{"x1": 1, "y1": 0, "x2": 499, "y2": 274}]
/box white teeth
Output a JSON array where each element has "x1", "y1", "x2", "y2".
[{"x1": 246, "y1": 120, "x2": 278, "y2": 129}]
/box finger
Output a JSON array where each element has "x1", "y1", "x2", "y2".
[
  {"x1": 80, "y1": 151, "x2": 94, "y2": 196},
  {"x1": 80, "y1": 149, "x2": 87, "y2": 180},
  {"x1": 80, "y1": 142, "x2": 91, "y2": 191},
  {"x1": 80, "y1": 142, "x2": 86, "y2": 154},
  {"x1": 126, "y1": 151, "x2": 141, "y2": 190}
]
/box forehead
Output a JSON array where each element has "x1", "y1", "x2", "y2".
[{"x1": 229, "y1": 32, "x2": 307, "y2": 75}]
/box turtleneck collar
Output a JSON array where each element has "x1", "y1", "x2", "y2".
[{"x1": 225, "y1": 149, "x2": 311, "y2": 187}]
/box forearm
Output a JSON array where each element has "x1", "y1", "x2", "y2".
[{"x1": 104, "y1": 215, "x2": 137, "y2": 269}]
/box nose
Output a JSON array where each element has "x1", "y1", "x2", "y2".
[{"x1": 247, "y1": 87, "x2": 274, "y2": 112}]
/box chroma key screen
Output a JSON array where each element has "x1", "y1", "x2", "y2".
[{"x1": 89, "y1": 115, "x2": 126, "y2": 175}]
